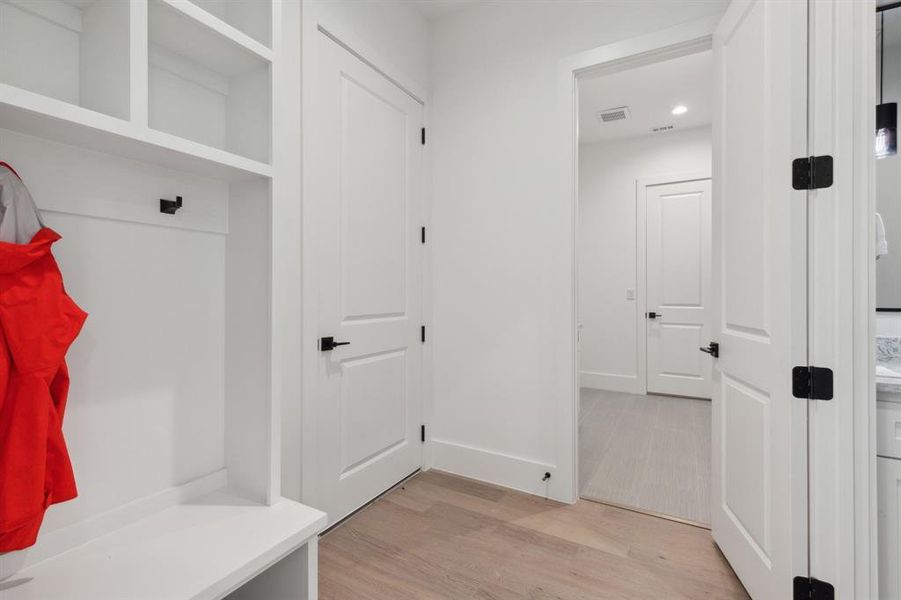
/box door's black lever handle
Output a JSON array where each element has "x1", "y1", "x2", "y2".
[
  {"x1": 699, "y1": 342, "x2": 719, "y2": 358},
  {"x1": 320, "y1": 336, "x2": 350, "y2": 351}
]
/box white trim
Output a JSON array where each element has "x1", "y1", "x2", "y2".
[
  {"x1": 804, "y1": 1, "x2": 876, "y2": 596},
  {"x1": 579, "y1": 371, "x2": 640, "y2": 394},
  {"x1": 299, "y1": 10, "x2": 431, "y2": 509},
  {"x1": 273, "y1": 0, "x2": 301, "y2": 503},
  {"x1": 431, "y1": 440, "x2": 556, "y2": 498},
  {"x1": 302, "y1": 4, "x2": 430, "y2": 106},
  {"x1": 636, "y1": 176, "x2": 648, "y2": 396},
  {"x1": 421, "y1": 84, "x2": 435, "y2": 473},
  {"x1": 556, "y1": 17, "x2": 717, "y2": 504},
  {"x1": 859, "y1": 0, "x2": 880, "y2": 592},
  {"x1": 635, "y1": 171, "x2": 711, "y2": 398}
]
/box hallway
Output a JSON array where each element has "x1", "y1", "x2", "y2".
[
  {"x1": 319, "y1": 470, "x2": 746, "y2": 599},
  {"x1": 579, "y1": 389, "x2": 711, "y2": 524}
]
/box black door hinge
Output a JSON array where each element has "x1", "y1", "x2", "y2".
[
  {"x1": 792, "y1": 155, "x2": 833, "y2": 190},
  {"x1": 421, "y1": 127, "x2": 426, "y2": 145},
  {"x1": 421, "y1": 226, "x2": 426, "y2": 244},
  {"x1": 792, "y1": 366, "x2": 833, "y2": 400},
  {"x1": 421, "y1": 424, "x2": 426, "y2": 442},
  {"x1": 793, "y1": 576, "x2": 834, "y2": 600},
  {"x1": 421, "y1": 325, "x2": 426, "y2": 343}
]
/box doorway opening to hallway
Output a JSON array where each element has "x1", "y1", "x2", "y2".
[{"x1": 576, "y1": 48, "x2": 714, "y2": 527}]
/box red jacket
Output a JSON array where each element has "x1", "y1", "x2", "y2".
[{"x1": 0, "y1": 228, "x2": 86, "y2": 551}]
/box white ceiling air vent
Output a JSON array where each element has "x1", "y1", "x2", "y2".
[
  {"x1": 596, "y1": 106, "x2": 630, "y2": 123},
  {"x1": 651, "y1": 124, "x2": 675, "y2": 133}
]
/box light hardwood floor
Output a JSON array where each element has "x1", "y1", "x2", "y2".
[
  {"x1": 319, "y1": 470, "x2": 748, "y2": 599},
  {"x1": 580, "y1": 389, "x2": 711, "y2": 524}
]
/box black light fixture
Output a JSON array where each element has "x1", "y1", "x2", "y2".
[{"x1": 878, "y1": 10, "x2": 898, "y2": 158}]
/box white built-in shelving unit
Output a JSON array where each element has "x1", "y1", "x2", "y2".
[
  {"x1": 0, "y1": 0, "x2": 274, "y2": 180},
  {"x1": 0, "y1": 1, "x2": 316, "y2": 597}
]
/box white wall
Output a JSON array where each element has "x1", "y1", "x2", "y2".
[
  {"x1": 304, "y1": 0, "x2": 430, "y2": 91},
  {"x1": 0, "y1": 128, "x2": 229, "y2": 540},
  {"x1": 429, "y1": 1, "x2": 727, "y2": 500},
  {"x1": 579, "y1": 127, "x2": 712, "y2": 393}
]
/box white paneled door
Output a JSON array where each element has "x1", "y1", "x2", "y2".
[
  {"x1": 711, "y1": 1, "x2": 808, "y2": 598},
  {"x1": 310, "y1": 33, "x2": 424, "y2": 525},
  {"x1": 645, "y1": 178, "x2": 712, "y2": 399}
]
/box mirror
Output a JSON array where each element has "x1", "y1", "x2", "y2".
[{"x1": 878, "y1": 7, "x2": 901, "y2": 310}]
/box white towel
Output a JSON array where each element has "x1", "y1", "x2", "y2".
[{"x1": 877, "y1": 212, "x2": 889, "y2": 260}]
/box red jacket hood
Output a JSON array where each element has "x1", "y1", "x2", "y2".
[{"x1": 0, "y1": 228, "x2": 61, "y2": 275}]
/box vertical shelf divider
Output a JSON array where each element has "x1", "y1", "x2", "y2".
[{"x1": 130, "y1": 0, "x2": 149, "y2": 126}]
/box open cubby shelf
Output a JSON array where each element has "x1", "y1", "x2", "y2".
[
  {"x1": 149, "y1": 0, "x2": 271, "y2": 164},
  {"x1": 0, "y1": 0, "x2": 273, "y2": 180},
  {"x1": 0, "y1": 0, "x2": 130, "y2": 118}
]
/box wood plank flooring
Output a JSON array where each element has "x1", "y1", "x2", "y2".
[
  {"x1": 319, "y1": 470, "x2": 748, "y2": 599},
  {"x1": 580, "y1": 389, "x2": 711, "y2": 524}
]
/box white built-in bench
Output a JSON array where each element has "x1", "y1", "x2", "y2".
[{"x1": 1, "y1": 490, "x2": 326, "y2": 600}]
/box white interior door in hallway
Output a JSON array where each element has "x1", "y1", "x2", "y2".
[
  {"x1": 645, "y1": 177, "x2": 712, "y2": 399},
  {"x1": 710, "y1": 0, "x2": 808, "y2": 598},
  {"x1": 307, "y1": 32, "x2": 424, "y2": 525}
]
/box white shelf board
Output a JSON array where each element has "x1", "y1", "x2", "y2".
[
  {"x1": 0, "y1": 84, "x2": 272, "y2": 181},
  {"x1": 3, "y1": 491, "x2": 327, "y2": 600},
  {"x1": 150, "y1": 0, "x2": 272, "y2": 78}
]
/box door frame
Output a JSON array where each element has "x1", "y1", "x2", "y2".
[
  {"x1": 636, "y1": 171, "x2": 712, "y2": 398},
  {"x1": 558, "y1": 4, "x2": 876, "y2": 596},
  {"x1": 557, "y1": 14, "x2": 717, "y2": 504},
  {"x1": 294, "y1": 6, "x2": 433, "y2": 513},
  {"x1": 808, "y1": 0, "x2": 877, "y2": 596}
]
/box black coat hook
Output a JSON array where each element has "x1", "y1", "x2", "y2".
[{"x1": 160, "y1": 195, "x2": 183, "y2": 215}]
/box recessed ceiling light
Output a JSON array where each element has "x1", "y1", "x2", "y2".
[{"x1": 671, "y1": 105, "x2": 688, "y2": 116}]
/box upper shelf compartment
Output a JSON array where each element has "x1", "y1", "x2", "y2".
[
  {"x1": 0, "y1": 0, "x2": 130, "y2": 120},
  {"x1": 148, "y1": 0, "x2": 271, "y2": 164}
]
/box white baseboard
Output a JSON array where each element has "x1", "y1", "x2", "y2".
[
  {"x1": 579, "y1": 371, "x2": 641, "y2": 394},
  {"x1": 430, "y1": 440, "x2": 566, "y2": 502}
]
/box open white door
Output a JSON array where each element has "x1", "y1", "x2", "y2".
[
  {"x1": 710, "y1": 1, "x2": 809, "y2": 598},
  {"x1": 308, "y1": 32, "x2": 424, "y2": 525}
]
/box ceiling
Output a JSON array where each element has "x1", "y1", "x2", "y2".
[
  {"x1": 413, "y1": 0, "x2": 486, "y2": 21},
  {"x1": 578, "y1": 50, "x2": 713, "y2": 145}
]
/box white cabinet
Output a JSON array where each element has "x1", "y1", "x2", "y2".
[
  {"x1": 880, "y1": 456, "x2": 901, "y2": 600},
  {"x1": 879, "y1": 400, "x2": 901, "y2": 460}
]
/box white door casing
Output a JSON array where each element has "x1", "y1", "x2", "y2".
[
  {"x1": 711, "y1": 1, "x2": 809, "y2": 598},
  {"x1": 645, "y1": 177, "x2": 713, "y2": 399},
  {"x1": 308, "y1": 32, "x2": 424, "y2": 525}
]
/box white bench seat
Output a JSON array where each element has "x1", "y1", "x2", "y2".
[{"x1": 1, "y1": 490, "x2": 326, "y2": 600}]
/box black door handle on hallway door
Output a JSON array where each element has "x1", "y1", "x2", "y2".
[
  {"x1": 320, "y1": 336, "x2": 350, "y2": 351},
  {"x1": 700, "y1": 342, "x2": 719, "y2": 358},
  {"x1": 647, "y1": 312, "x2": 662, "y2": 319}
]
